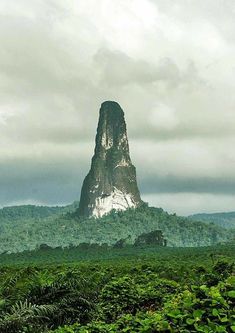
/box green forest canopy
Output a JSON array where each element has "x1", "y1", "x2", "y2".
[{"x1": 0, "y1": 202, "x2": 234, "y2": 253}]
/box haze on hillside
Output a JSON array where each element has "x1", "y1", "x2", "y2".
[{"x1": 0, "y1": 0, "x2": 235, "y2": 215}]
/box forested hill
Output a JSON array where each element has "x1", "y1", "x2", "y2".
[
  {"x1": 0, "y1": 203, "x2": 233, "y2": 253},
  {"x1": 189, "y1": 211, "x2": 235, "y2": 229},
  {"x1": 0, "y1": 202, "x2": 79, "y2": 223}
]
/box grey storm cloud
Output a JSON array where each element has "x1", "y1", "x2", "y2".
[
  {"x1": 94, "y1": 49, "x2": 183, "y2": 87},
  {"x1": 0, "y1": 0, "x2": 235, "y2": 214},
  {"x1": 139, "y1": 176, "x2": 235, "y2": 195}
]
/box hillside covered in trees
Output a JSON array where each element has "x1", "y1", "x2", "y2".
[
  {"x1": 189, "y1": 211, "x2": 235, "y2": 229},
  {"x1": 0, "y1": 203, "x2": 233, "y2": 253}
]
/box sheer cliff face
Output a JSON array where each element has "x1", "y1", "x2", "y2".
[{"x1": 78, "y1": 101, "x2": 142, "y2": 218}]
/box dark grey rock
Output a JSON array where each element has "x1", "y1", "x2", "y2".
[{"x1": 78, "y1": 101, "x2": 142, "y2": 218}]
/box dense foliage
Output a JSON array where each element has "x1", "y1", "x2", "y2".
[
  {"x1": 0, "y1": 245, "x2": 234, "y2": 332},
  {"x1": 0, "y1": 204, "x2": 233, "y2": 253},
  {"x1": 0, "y1": 205, "x2": 65, "y2": 222},
  {"x1": 189, "y1": 212, "x2": 235, "y2": 229}
]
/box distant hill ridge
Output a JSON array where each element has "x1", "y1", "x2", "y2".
[
  {"x1": 0, "y1": 202, "x2": 79, "y2": 222},
  {"x1": 189, "y1": 211, "x2": 235, "y2": 229}
]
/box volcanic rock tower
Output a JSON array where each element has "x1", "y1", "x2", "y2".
[{"x1": 78, "y1": 101, "x2": 142, "y2": 218}]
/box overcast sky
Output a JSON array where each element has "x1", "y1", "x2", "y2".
[{"x1": 0, "y1": 0, "x2": 235, "y2": 215}]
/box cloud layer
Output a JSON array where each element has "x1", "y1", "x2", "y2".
[{"x1": 0, "y1": 0, "x2": 235, "y2": 214}]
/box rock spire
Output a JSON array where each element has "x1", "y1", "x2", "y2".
[{"x1": 78, "y1": 101, "x2": 142, "y2": 218}]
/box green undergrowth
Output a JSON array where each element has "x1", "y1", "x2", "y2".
[{"x1": 0, "y1": 245, "x2": 234, "y2": 332}]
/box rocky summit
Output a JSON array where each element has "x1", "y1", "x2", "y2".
[{"x1": 78, "y1": 101, "x2": 142, "y2": 218}]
